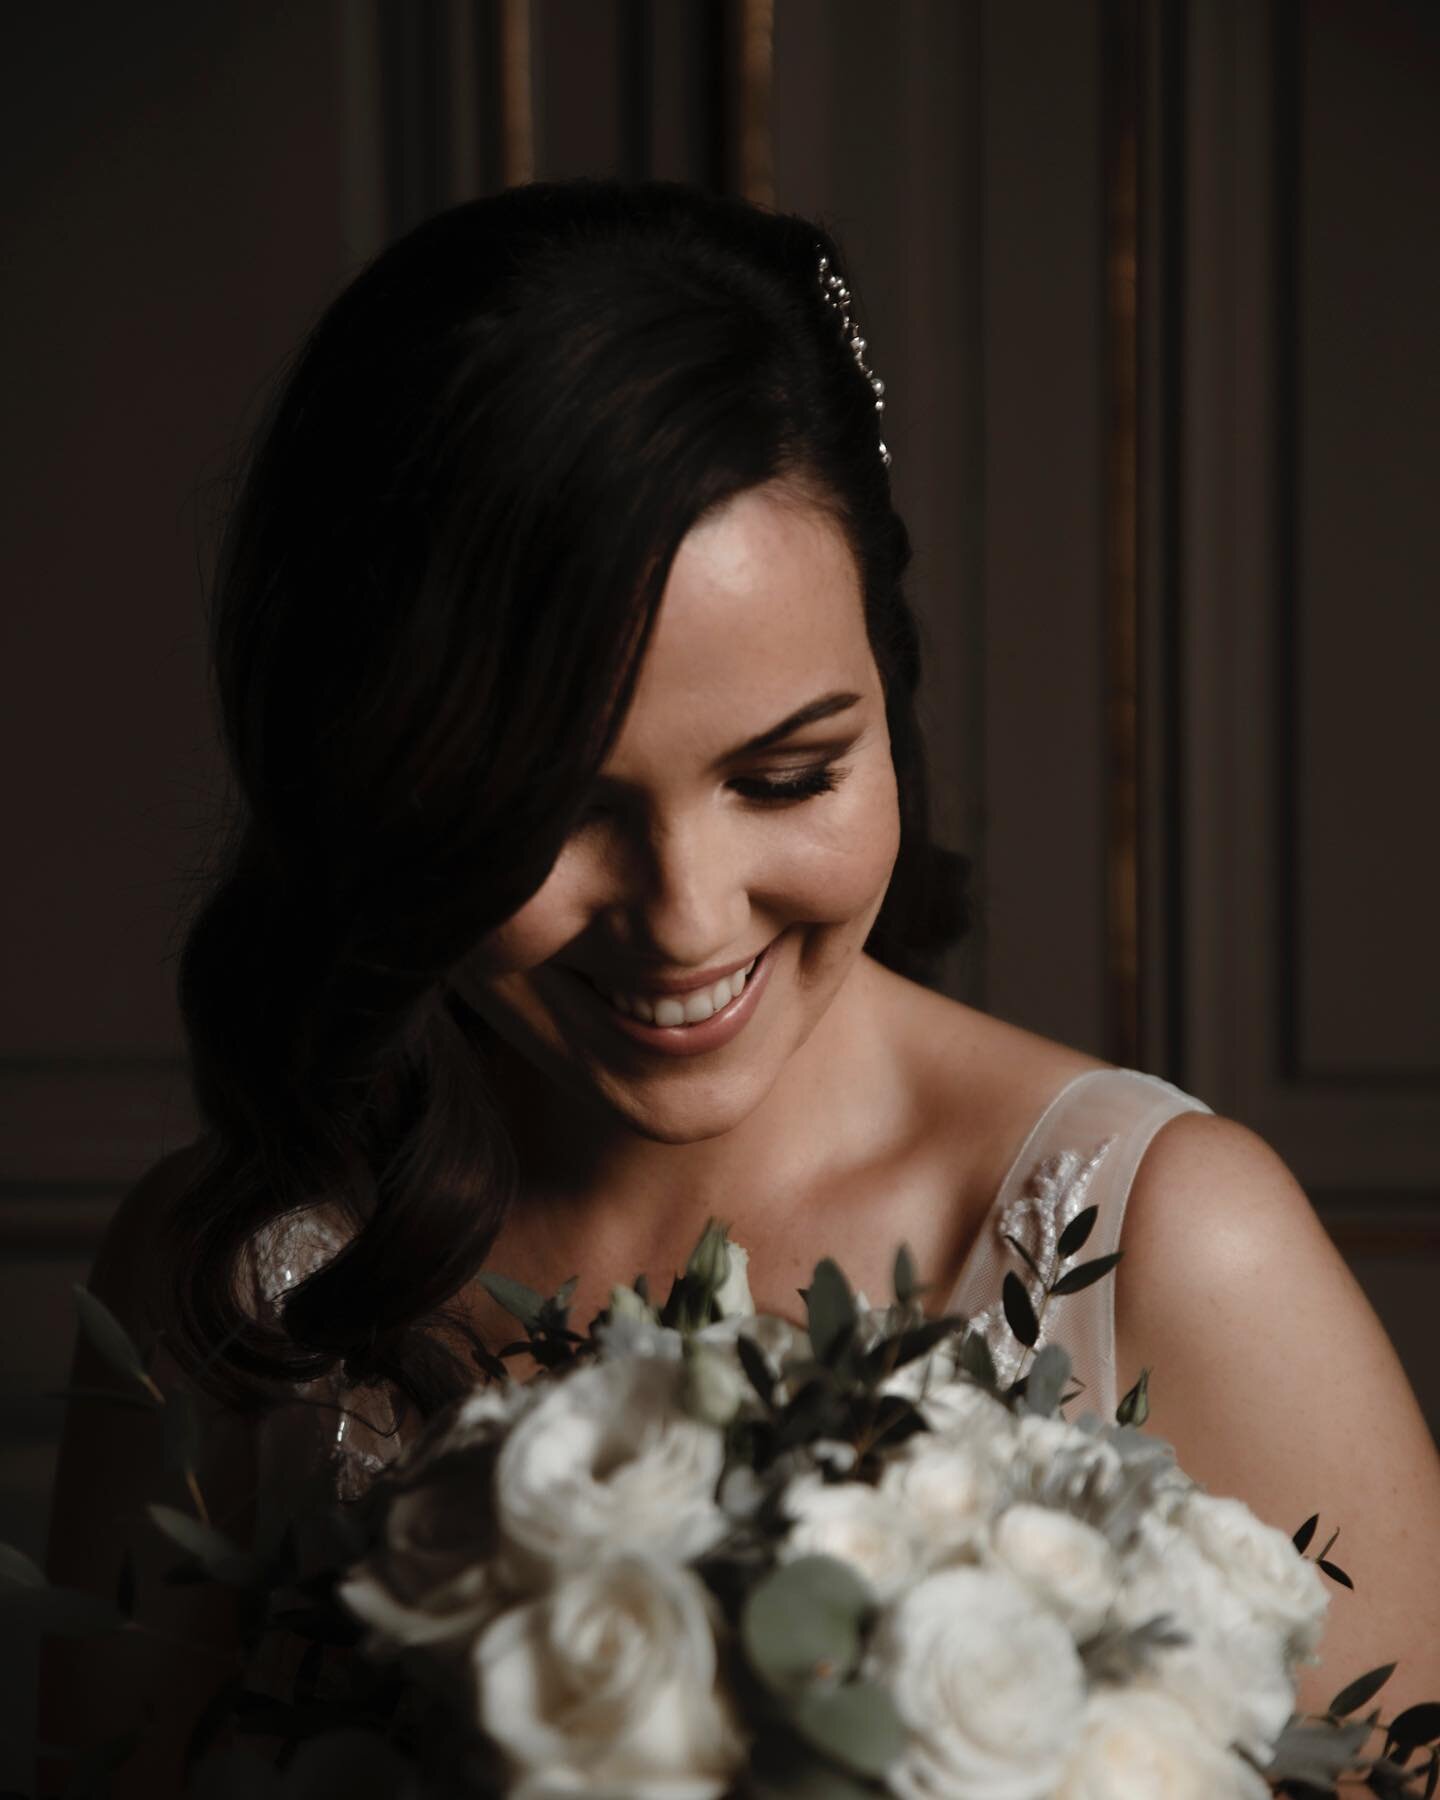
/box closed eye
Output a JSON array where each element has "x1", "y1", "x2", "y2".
[{"x1": 730, "y1": 763, "x2": 847, "y2": 804}]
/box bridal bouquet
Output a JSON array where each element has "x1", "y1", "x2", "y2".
[{"x1": 10, "y1": 1225, "x2": 1440, "y2": 1797}]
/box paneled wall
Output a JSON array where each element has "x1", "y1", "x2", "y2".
[{"x1": 2, "y1": 0, "x2": 1435, "y2": 1779}]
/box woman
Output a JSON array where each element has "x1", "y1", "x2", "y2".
[{"x1": 43, "y1": 179, "x2": 1440, "y2": 1791}]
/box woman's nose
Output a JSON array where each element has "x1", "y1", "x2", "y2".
[{"x1": 615, "y1": 811, "x2": 750, "y2": 968}]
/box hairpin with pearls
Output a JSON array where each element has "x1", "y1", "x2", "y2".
[{"x1": 817, "y1": 252, "x2": 891, "y2": 468}]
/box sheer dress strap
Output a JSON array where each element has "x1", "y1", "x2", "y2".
[{"x1": 947, "y1": 1068, "x2": 1212, "y2": 1424}]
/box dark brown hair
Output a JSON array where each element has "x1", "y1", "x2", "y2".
[{"x1": 169, "y1": 179, "x2": 966, "y2": 1418}]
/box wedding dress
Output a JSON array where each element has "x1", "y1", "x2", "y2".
[{"x1": 245, "y1": 1066, "x2": 1210, "y2": 1538}]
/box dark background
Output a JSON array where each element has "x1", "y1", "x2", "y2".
[{"x1": 2, "y1": 0, "x2": 1437, "y2": 1776}]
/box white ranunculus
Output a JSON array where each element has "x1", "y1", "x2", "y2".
[
  {"x1": 1114, "y1": 1517, "x2": 1297, "y2": 1763},
  {"x1": 713, "y1": 1240, "x2": 755, "y2": 1318},
  {"x1": 990, "y1": 1503, "x2": 1119, "y2": 1639},
  {"x1": 780, "y1": 1474, "x2": 920, "y2": 1602},
  {"x1": 1057, "y1": 1689, "x2": 1272, "y2": 1800},
  {"x1": 475, "y1": 1552, "x2": 744, "y2": 1799},
  {"x1": 870, "y1": 1565, "x2": 1087, "y2": 1799},
  {"x1": 878, "y1": 1435, "x2": 1000, "y2": 1565},
  {"x1": 1175, "y1": 1492, "x2": 1329, "y2": 1662},
  {"x1": 594, "y1": 1310, "x2": 685, "y2": 1362},
  {"x1": 494, "y1": 1356, "x2": 727, "y2": 1586}
]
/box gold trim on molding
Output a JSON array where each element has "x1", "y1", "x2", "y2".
[
  {"x1": 735, "y1": 0, "x2": 774, "y2": 206},
  {"x1": 1103, "y1": 0, "x2": 1141, "y2": 1068},
  {"x1": 499, "y1": 0, "x2": 535, "y2": 188}
]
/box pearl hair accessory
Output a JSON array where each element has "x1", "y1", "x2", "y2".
[{"x1": 817, "y1": 251, "x2": 891, "y2": 468}]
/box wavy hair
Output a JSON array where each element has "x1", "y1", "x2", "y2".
[{"x1": 168, "y1": 179, "x2": 967, "y2": 1418}]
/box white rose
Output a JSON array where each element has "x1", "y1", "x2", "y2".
[
  {"x1": 1176, "y1": 1492, "x2": 1329, "y2": 1662},
  {"x1": 870, "y1": 1565, "x2": 1086, "y2": 1799},
  {"x1": 495, "y1": 1356, "x2": 727, "y2": 1586},
  {"x1": 1057, "y1": 1690, "x2": 1271, "y2": 1800},
  {"x1": 990, "y1": 1503, "x2": 1119, "y2": 1639},
  {"x1": 475, "y1": 1553, "x2": 744, "y2": 1799},
  {"x1": 339, "y1": 1381, "x2": 536, "y2": 1653},
  {"x1": 1115, "y1": 1517, "x2": 1296, "y2": 1762},
  {"x1": 1010, "y1": 1414, "x2": 1125, "y2": 1507},
  {"x1": 886, "y1": 1367, "x2": 1015, "y2": 1445},
  {"x1": 780, "y1": 1474, "x2": 920, "y2": 1601},
  {"x1": 879, "y1": 1436, "x2": 1000, "y2": 1565}
]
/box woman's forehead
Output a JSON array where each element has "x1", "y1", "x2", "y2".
[
  {"x1": 639, "y1": 486, "x2": 868, "y2": 685},
  {"x1": 602, "y1": 488, "x2": 874, "y2": 769}
]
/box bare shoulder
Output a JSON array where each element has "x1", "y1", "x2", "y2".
[{"x1": 1115, "y1": 1111, "x2": 1440, "y2": 1716}]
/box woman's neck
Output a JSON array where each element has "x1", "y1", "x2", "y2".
[{"x1": 477, "y1": 954, "x2": 912, "y2": 1249}]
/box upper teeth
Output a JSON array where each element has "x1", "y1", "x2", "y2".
[{"x1": 602, "y1": 957, "x2": 758, "y2": 1026}]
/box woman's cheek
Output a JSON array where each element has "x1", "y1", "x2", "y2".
[{"x1": 765, "y1": 767, "x2": 901, "y2": 925}]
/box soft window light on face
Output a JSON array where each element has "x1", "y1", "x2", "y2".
[{"x1": 450, "y1": 482, "x2": 902, "y2": 1145}]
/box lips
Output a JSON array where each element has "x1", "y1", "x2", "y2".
[{"x1": 561, "y1": 939, "x2": 778, "y2": 1059}]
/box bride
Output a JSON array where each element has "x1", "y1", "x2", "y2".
[{"x1": 43, "y1": 179, "x2": 1440, "y2": 1793}]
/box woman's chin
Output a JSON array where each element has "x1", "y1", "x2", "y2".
[{"x1": 588, "y1": 1065, "x2": 778, "y2": 1146}]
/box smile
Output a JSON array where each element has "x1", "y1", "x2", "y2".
[
  {"x1": 597, "y1": 956, "x2": 759, "y2": 1025},
  {"x1": 563, "y1": 941, "x2": 778, "y2": 1058}
]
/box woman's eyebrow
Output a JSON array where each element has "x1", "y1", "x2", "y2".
[{"x1": 728, "y1": 690, "x2": 863, "y2": 758}]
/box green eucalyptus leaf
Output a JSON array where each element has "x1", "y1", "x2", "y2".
[
  {"x1": 741, "y1": 1554, "x2": 873, "y2": 1697},
  {"x1": 475, "y1": 1272, "x2": 545, "y2": 1330},
  {"x1": 1049, "y1": 1252, "x2": 1124, "y2": 1297},
  {"x1": 1389, "y1": 1703, "x2": 1440, "y2": 1749},
  {"x1": 44, "y1": 1385, "x2": 158, "y2": 1413},
  {"x1": 1001, "y1": 1272, "x2": 1039, "y2": 1348},
  {"x1": 1023, "y1": 1343, "x2": 1071, "y2": 1417},
  {"x1": 958, "y1": 1328, "x2": 997, "y2": 1389},
  {"x1": 737, "y1": 1332, "x2": 776, "y2": 1406},
  {"x1": 1265, "y1": 1715, "x2": 1373, "y2": 1787},
  {"x1": 1329, "y1": 1662, "x2": 1396, "y2": 1718},
  {"x1": 790, "y1": 1679, "x2": 906, "y2": 1778},
  {"x1": 893, "y1": 1243, "x2": 917, "y2": 1306},
  {"x1": 862, "y1": 1314, "x2": 967, "y2": 1383},
  {"x1": 1318, "y1": 1558, "x2": 1354, "y2": 1590},
  {"x1": 147, "y1": 1505, "x2": 257, "y2": 1584},
  {"x1": 1292, "y1": 1513, "x2": 1319, "y2": 1554},
  {"x1": 1001, "y1": 1233, "x2": 1044, "y2": 1282},
  {"x1": 72, "y1": 1285, "x2": 152, "y2": 1392},
  {"x1": 805, "y1": 1259, "x2": 857, "y2": 1366},
  {"x1": 1116, "y1": 1366, "x2": 1151, "y2": 1426},
  {"x1": 0, "y1": 1542, "x2": 46, "y2": 1588},
  {"x1": 1057, "y1": 1205, "x2": 1099, "y2": 1259}
]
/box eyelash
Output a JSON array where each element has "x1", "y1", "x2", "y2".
[
  {"x1": 573, "y1": 763, "x2": 846, "y2": 831},
  {"x1": 730, "y1": 763, "x2": 845, "y2": 804}
]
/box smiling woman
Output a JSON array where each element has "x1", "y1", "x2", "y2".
[
  {"x1": 41, "y1": 178, "x2": 1440, "y2": 1790},
  {"x1": 450, "y1": 487, "x2": 900, "y2": 1144}
]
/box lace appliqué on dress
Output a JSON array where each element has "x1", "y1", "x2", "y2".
[
  {"x1": 962, "y1": 1135, "x2": 1118, "y2": 1390},
  {"x1": 248, "y1": 1208, "x2": 404, "y2": 1505}
]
